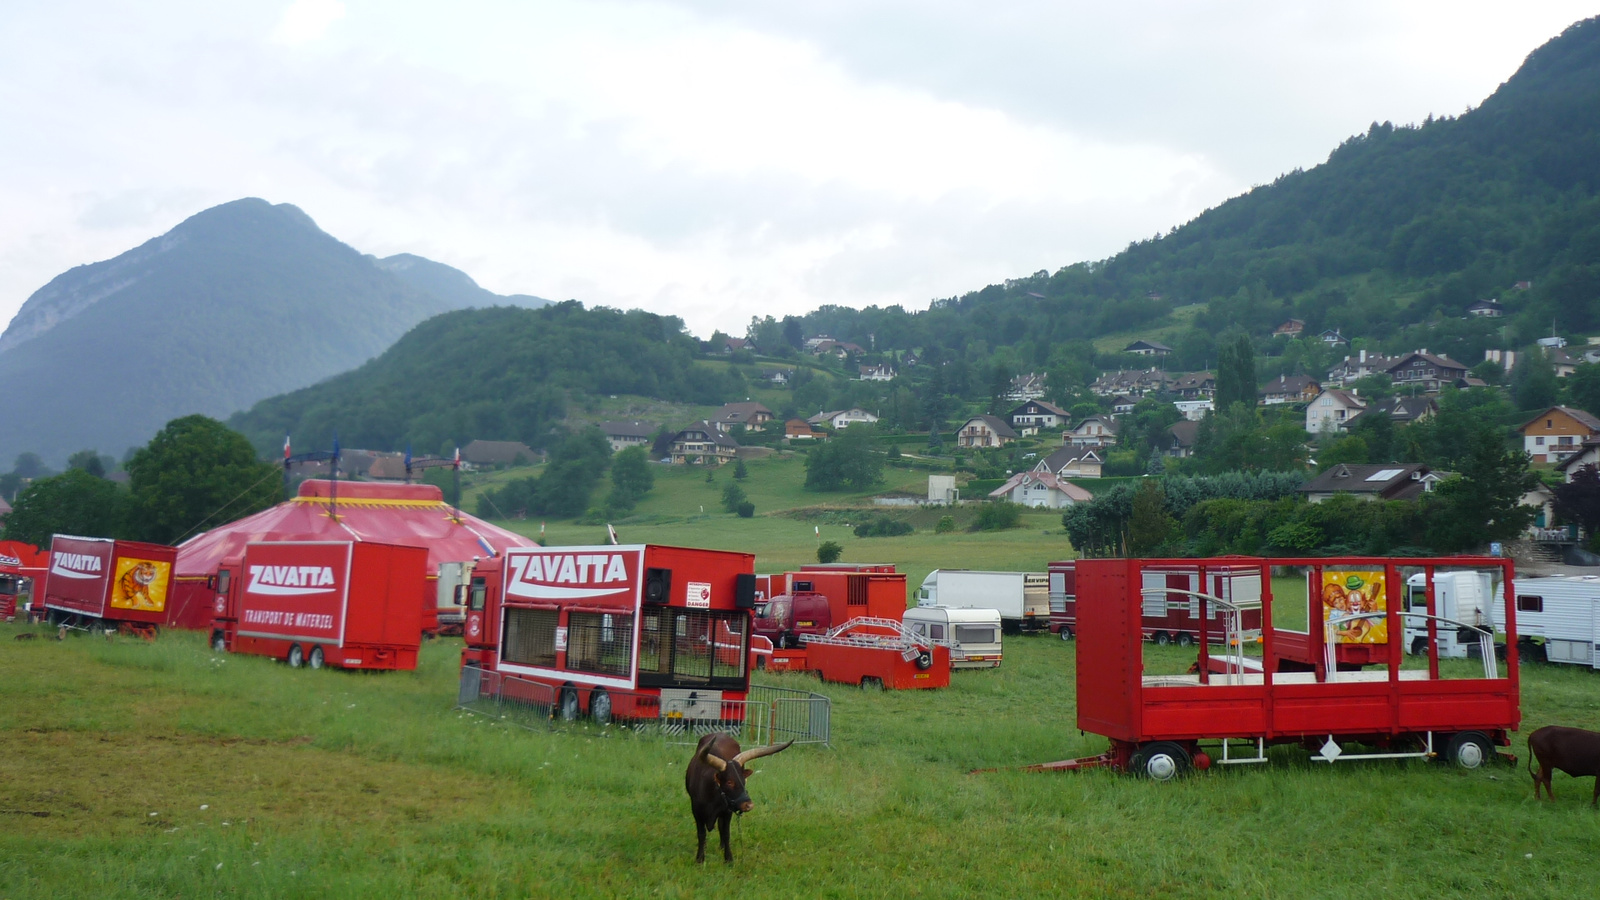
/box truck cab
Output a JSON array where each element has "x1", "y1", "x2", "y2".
[{"x1": 1404, "y1": 570, "x2": 1495, "y2": 658}]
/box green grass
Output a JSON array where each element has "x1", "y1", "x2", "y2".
[{"x1": 4, "y1": 623, "x2": 1600, "y2": 898}]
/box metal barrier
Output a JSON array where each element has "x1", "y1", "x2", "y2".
[{"x1": 456, "y1": 668, "x2": 831, "y2": 747}]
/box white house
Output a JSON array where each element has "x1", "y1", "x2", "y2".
[
  {"x1": 1306, "y1": 389, "x2": 1365, "y2": 434},
  {"x1": 987, "y1": 470, "x2": 1094, "y2": 509},
  {"x1": 1065, "y1": 415, "x2": 1118, "y2": 450},
  {"x1": 956, "y1": 415, "x2": 1018, "y2": 448},
  {"x1": 1008, "y1": 399, "x2": 1068, "y2": 431},
  {"x1": 808, "y1": 408, "x2": 880, "y2": 429}
]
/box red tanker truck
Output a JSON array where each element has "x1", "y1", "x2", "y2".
[{"x1": 210, "y1": 540, "x2": 427, "y2": 671}]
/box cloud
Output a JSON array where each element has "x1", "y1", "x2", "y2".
[{"x1": 270, "y1": 0, "x2": 346, "y2": 45}]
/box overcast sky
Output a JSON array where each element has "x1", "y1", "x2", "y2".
[{"x1": 1, "y1": 2, "x2": 1592, "y2": 338}]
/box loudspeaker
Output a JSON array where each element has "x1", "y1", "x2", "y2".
[
  {"x1": 644, "y1": 567, "x2": 671, "y2": 605},
  {"x1": 794, "y1": 580, "x2": 813, "y2": 592},
  {"x1": 734, "y1": 573, "x2": 757, "y2": 609}
]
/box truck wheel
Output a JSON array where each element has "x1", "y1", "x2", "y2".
[
  {"x1": 590, "y1": 689, "x2": 612, "y2": 726},
  {"x1": 1154, "y1": 631, "x2": 1170, "y2": 646},
  {"x1": 1445, "y1": 731, "x2": 1493, "y2": 769},
  {"x1": 211, "y1": 632, "x2": 227, "y2": 653},
  {"x1": 558, "y1": 688, "x2": 580, "y2": 722},
  {"x1": 1410, "y1": 637, "x2": 1427, "y2": 656},
  {"x1": 287, "y1": 643, "x2": 304, "y2": 668},
  {"x1": 1059, "y1": 627, "x2": 1074, "y2": 642},
  {"x1": 1177, "y1": 633, "x2": 1193, "y2": 648},
  {"x1": 1131, "y1": 741, "x2": 1191, "y2": 781},
  {"x1": 308, "y1": 646, "x2": 325, "y2": 670}
]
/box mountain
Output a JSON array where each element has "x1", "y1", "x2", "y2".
[
  {"x1": 371, "y1": 253, "x2": 550, "y2": 312},
  {"x1": 0, "y1": 199, "x2": 545, "y2": 466}
]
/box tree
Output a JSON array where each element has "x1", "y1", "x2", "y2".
[
  {"x1": 67, "y1": 450, "x2": 107, "y2": 478},
  {"x1": 606, "y1": 446, "x2": 655, "y2": 512},
  {"x1": 816, "y1": 540, "x2": 843, "y2": 564},
  {"x1": 733, "y1": 459, "x2": 748, "y2": 480},
  {"x1": 532, "y1": 427, "x2": 612, "y2": 517},
  {"x1": 1553, "y1": 464, "x2": 1600, "y2": 536},
  {"x1": 11, "y1": 452, "x2": 51, "y2": 479},
  {"x1": 1, "y1": 469, "x2": 129, "y2": 546},
  {"x1": 1424, "y1": 428, "x2": 1539, "y2": 552},
  {"x1": 721, "y1": 481, "x2": 747, "y2": 513},
  {"x1": 804, "y1": 427, "x2": 883, "y2": 492},
  {"x1": 126, "y1": 415, "x2": 281, "y2": 545},
  {"x1": 1214, "y1": 334, "x2": 1258, "y2": 410},
  {"x1": 1511, "y1": 350, "x2": 1559, "y2": 410},
  {"x1": 1127, "y1": 479, "x2": 1177, "y2": 554},
  {"x1": 1565, "y1": 363, "x2": 1600, "y2": 418}
]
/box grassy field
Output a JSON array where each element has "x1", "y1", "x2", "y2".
[{"x1": 4, "y1": 622, "x2": 1600, "y2": 898}]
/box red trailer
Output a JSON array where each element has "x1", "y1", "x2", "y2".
[
  {"x1": 1046, "y1": 556, "x2": 1520, "y2": 779},
  {"x1": 461, "y1": 543, "x2": 758, "y2": 725},
  {"x1": 1046, "y1": 559, "x2": 1263, "y2": 646},
  {"x1": 40, "y1": 535, "x2": 178, "y2": 634},
  {"x1": 755, "y1": 565, "x2": 909, "y2": 671},
  {"x1": 210, "y1": 540, "x2": 427, "y2": 671},
  {"x1": 801, "y1": 617, "x2": 951, "y2": 690}
]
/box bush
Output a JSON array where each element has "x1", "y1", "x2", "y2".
[
  {"x1": 970, "y1": 501, "x2": 1023, "y2": 532},
  {"x1": 817, "y1": 540, "x2": 844, "y2": 564},
  {"x1": 736, "y1": 501, "x2": 755, "y2": 518},
  {"x1": 935, "y1": 515, "x2": 955, "y2": 533},
  {"x1": 721, "y1": 481, "x2": 747, "y2": 513},
  {"x1": 854, "y1": 517, "x2": 914, "y2": 537}
]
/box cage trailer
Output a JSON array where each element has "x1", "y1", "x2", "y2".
[
  {"x1": 461, "y1": 543, "x2": 758, "y2": 726},
  {"x1": 40, "y1": 535, "x2": 179, "y2": 635},
  {"x1": 210, "y1": 540, "x2": 428, "y2": 670},
  {"x1": 1037, "y1": 556, "x2": 1521, "y2": 780}
]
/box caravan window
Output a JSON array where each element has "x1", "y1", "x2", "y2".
[
  {"x1": 930, "y1": 623, "x2": 945, "y2": 640},
  {"x1": 1517, "y1": 595, "x2": 1543, "y2": 613},
  {"x1": 955, "y1": 625, "x2": 996, "y2": 644}
]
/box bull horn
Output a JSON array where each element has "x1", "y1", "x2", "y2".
[
  {"x1": 701, "y1": 749, "x2": 729, "y2": 773},
  {"x1": 732, "y1": 740, "x2": 794, "y2": 767}
]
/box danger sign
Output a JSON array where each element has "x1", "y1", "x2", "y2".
[{"x1": 686, "y1": 582, "x2": 712, "y2": 609}]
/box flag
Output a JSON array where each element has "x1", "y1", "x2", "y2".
[
  {"x1": 540, "y1": 521, "x2": 546, "y2": 536},
  {"x1": 607, "y1": 524, "x2": 619, "y2": 545},
  {"x1": 283, "y1": 435, "x2": 291, "y2": 460},
  {"x1": 332, "y1": 432, "x2": 340, "y2": 459},
  {"x1": 815, "y1": 525, "x2": 820, "y2": 536},
  {"x1": 453, "y1": 446, "x2": 461, "y2": 469},
  {"x1": 404, "y1": 443, "x2": 412, "y2": 470}
]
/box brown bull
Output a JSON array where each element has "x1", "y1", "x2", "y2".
[
  {"x1": 1528, "y1": 725, "x2": 1600, "y2": 806},
  {"x1": 684, "y1": 732, "x2": 793, "y2": 863}
]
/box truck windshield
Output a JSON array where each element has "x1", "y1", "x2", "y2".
[{"x1": 637, "y1": 608, "x2": 748, "y2": 690}]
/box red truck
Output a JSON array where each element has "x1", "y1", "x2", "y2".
[
  {"x1": 756, "y1": 565, "x2": 908, "y2": 669},
  {"x1": 210, "y1": 540, "x2": 427, "y2": 671},
  {"x1": 1047, "y1": 556, "x2": 1520, "y2": 779},
  {"x1": 802, "y1": 617, "x2": 951, "y2": 690},
  {"x1": 40, "y1": 535, "x2": 178, "y2": 634},
  {"x1": 1047, "y1": 559, "x2": 1263, "y2": 646},
  {"x1": 461, "y1": 543, "x2": 757, "y2": 725}
]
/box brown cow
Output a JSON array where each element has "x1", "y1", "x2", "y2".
[
  {"x1": 1528, "y1": 725, "x2": 1600, "y2": 806},
  {"x1": 684, "y1": 732, "x2": 793, "y2": 863}
]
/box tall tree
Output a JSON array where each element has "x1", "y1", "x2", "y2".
[
  {"x1": 804, "y1": 426, "x2": 883, "y2": 492},
  {"x1": 1, "y1": 469, "x2": 129, "y2": 546},
  {"x1": 126, "y1": 415, "x2": 281, "y2": 545},
  {"x1": 1213, "y1": 334, "x2": 1257, "y2": 411}
]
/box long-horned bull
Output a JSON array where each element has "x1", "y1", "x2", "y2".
[
  {"x1": 684, "y1": 732, "x2": 793, "y2": 863},
  {"x1": 1529, "y1": 725, "x2": 1600, "y2": 806}
]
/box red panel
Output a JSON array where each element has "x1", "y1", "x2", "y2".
[
  {"x1": 236, "y1": 542, "x2": 354, "y2": 644},
  {"x1": 43, "y1": 536, "x2": 115, "y2": 617},
  {"x1": 1142, "y1": 686, "x2": 1267, "y2": 739},
  {"x1": 1075, "y1": 559, "x2": 1140, "y2": 741},
  {"x1": 502, "y1": 547, "x2": 643, "y2": 613}
]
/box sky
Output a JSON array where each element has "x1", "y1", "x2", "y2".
[{"x1": 1, "y1": 1, "x2": 1593, "y2": 339}]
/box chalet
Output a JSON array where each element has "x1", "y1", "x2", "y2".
[
  {"x1": 761, "y1": 369, "x2": 792, "y2": 387},
  {"x1": 1326, "y1": 350, "x2": 1395, "y2": 385},
  {"x1": 858, "y1": 363, "x2": 896, "y2": 382},
  {"x1": 808, "y1": 408, "x2": 879, "y2": 430},
  {"x1": 1124, "y1": 339, "x2": 1173, "y2": 357},
  {"x1": 987, "y1": 470, "x2": 1093, "y2": 509},
  {"x1": 783, "y1": 418, "x2": 824, "y2": 441},
  {"x1": 599, "y1": 421, "x2": 657, "y2": 453},
  {"x1": 669, "y1": 421, "x2": 739, "y2": 466},
  {"x1": 1009, "y1": 399, "x2": 1069, "y2": 431},
  {"x1": 1259, "y1": 374, "x2": 1321, "y2": 405},
  {"x1": 802, "y1": 335, "x2": 835, "y2": 351},
  {"x1": 1005, "y1": 372, "x2": 1048, "y2": 402},
  {"x1": 1519, "y1": 406, "x2": 1600, "y2": 465},
  {"x1": 1386, "y1": 351, "x2": 1469, "y2": 393},
  {"x1": 1166, "y1": 371, "x2": 1216, "y2": 399},
  {"x1": 1467, "y1": 299, "x2": 1505, "y2": 318},
  {"x1": 462, "y1": 440, "x2": 538, "y2": 467},
  {"x1": 1091, "y1": 368, "x2": 1165, "y2": 397},
  {"x1": 810, "y1": 339, "x2": 866, "y2": 359},
  {"x1": 1036, "y1": 447, "x2": 1104, "y2": 479},
  {"x1": 1347, "y1": 396, "x2": 1436, "y2": 427},
  {"x1": 1454, "y1": 377, "x2": 1491, "y2": 390},
  {"x1": 1556, "y1": 438, "x2": 1600, "y2": 480},
  {"x1": 711, "y1": 401, "x2": 774, "y2": 433},
  {"x1": 1305, "y1": 389, "x2": 1365, "y2": 434},
  {"x1": 1165, "y1": 420, "x2": 1199, "y2": 458},
  {"x1": 1319, "y1": 329, "x2": 1350, "y2": 346},
  {"x1": 956, "y1": 415, "x2": 1017, "y2": 449},
  {"x1": 1548, "y1": 348, "x2": 1579, "y2": 378},
  {"x1": 1273, "y1": 318, "x2": 1305, "y2": 338},
  {"x1": 1299, "y1": 464, "x2": 1443, "y2": 503},
  {"x1": 1065, "y1": 415, "x2": 1118, "y2": 450}
]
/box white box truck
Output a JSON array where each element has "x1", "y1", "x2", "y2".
[
  {"x1": 1498, "y1": 575, "x2": 1600, "y2": 668},
  {"x1": 917, "y1": 570, "x2": 1049, "y2": 633},
  {"x1": 903, "y1": 606, "x2": 1003, "y2": 668}
]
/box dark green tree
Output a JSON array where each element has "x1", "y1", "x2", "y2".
[
  {"x1": 606, "y1": 446, "x2": 655, "y2": 512},
  {"x1": 1, "y1": 469, "x2": 130, "y2": 545},
  {"x1": 733, "y1": 459, "x2": 748, "y2": 480},
  {"x1": 816, "y1": 540, "x2": 843, "y2": 564},
  {"x1": 1127, "y1": 479, "x2": 1177, "y2": 554},
  {"x1": 1214, "y1": 334, "x2": 1258, "y2": 411},
  {"x1": 11, "y1": 452, "x2": 52, "y2": 479},
  {"x1": 126, "y1": 415, "x2": 280, "y2": 544},
  {"x1": 1511, "y1": 350, "x2": 1559, "y2": 410},
  {"x1": 1424, "y1": 429, "x2": 1538, "y2": 551},
  {"x1": 66, "y1": 450, "x2": 107, "y2": 478},
  {"x1": 1565, "y1": 363, "x2": 1600, "y2": 418},
  {"x1": 721, "y1": 481, "x2": 747, "y2": 513},
  {"x1": 804, "y1": 427, "x2": 883, "y2": 492},
  {"x1": 1553, "y1": 464, "x2": 1600, "y2": 536}
]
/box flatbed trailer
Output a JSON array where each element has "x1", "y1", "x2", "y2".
[{"x1": 1059, "y1": 556, "x2": 1520, "y2": 779}]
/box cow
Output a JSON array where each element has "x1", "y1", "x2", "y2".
[
  {"x1": 684, "y1": 732, "x2": 793, "y2": 863},
  {"x1": 1528, "y1": 725, "x2": 1600, "y2": 806}
]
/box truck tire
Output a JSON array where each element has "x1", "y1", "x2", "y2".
[
  {"x1": 1445, "y1": 731, "x2": 1493, "y2": 769},
  {"x1": 287, "y1": 643, "x2": 304, "y2": 668},
  {"x1": 211, "y1": 632, "x2": 227, "y2": 653},
  {"x1": 308, "y1": 646, "x2": 325, "y2": 670},
  {"x1": 1410, "y1": 637, "x2": 1427, "y2": 656},
  {"x1": 1177, "y1": 633, "x2": 1194, "y2": 648},
  {"x1": 590, "y1": 689, "x2": 612, "y2": 726},
  {"x1": 558, "y1": 687, "x2": 580, "y2": 722},
  {"x1": 1059, "y1": 626, "x2": 1073, "y2": 642},
  {"x1": 1154, "y1": 631, "x2": 1170, "y2": 646},
  {"x1": 1131, "y1": 741, "x2": 1191, "y2": 781}
]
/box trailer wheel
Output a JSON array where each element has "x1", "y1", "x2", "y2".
[
  {"x1": 1410, "y1": 637, "x2": 1427, "y2": 656},
  {"x1": 1154, "y1": 631, "x2": 1171, "y2": 646},
  {"x1": 287, "y1": 643, "x2": 304, "y2": 668},
  {"x1": 558, "y1": 687, "x2": 580, "y2": 722},
  {"x1": 590, "y1": 689, "x2": 612, "y2": 726},
  {"x1": 1177, "y1": 633, "x2": 1193, "y2": 648},
  {"x1": 1132, "y1": 741, "x2": 1191, "y2": 781},
  {"x1": 1445, "y1": 731, "x2": 1493, "y2": 769},
  {"x1": 307, "y1": 646, "x2": 325, "y2": 670},
  {"x1": 211, "y1": 632, "x2": 227, "y2": 653},
  {"x1": 1059, "y1": 627, "x2": 1074, "y2": 642}
]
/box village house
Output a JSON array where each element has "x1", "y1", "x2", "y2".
[
  {"x1": 1319, "y1": 329, "x2": 1350, "y2": 346},
  {"x1": 1124, "y1": 339, "x2": 1173, "y2": 357},
  {"x1": 1037, "y1": 446, "x2": 1103, "y2": 479},
  {"x1": 1173, "y1": 399, "x2": 1213, "y2": 421},
  {"x1": 711, "y1": 401, "x2": 774, "y2": 433},
  {"x1": 1259, "y1": 374, "x2": 1322, "y2": 405},
  {"x1": 1347, "y1": 396, "x2": 1436, "y2": 427},
  {"x1": 1326, "y1": 350, "x2": 1395, "y2": 385},
  {"x1": 808, "y1": 408, "x2": 879, "y2": 430},
  {"x1": 1165, "y1": 420, "x2": 1199, "y2": 458},
  {"x1": 599, "y1": 421, "x2": 657, "y2": 453},
  {"x1": 1065, "y1": 415, "x2": 1118, "y2": 450},
  {"x1": 1305, "y1": 388, "x2": 1365, "y2": 434},
  {"x1": 1091, "y1": 368, "x2": 1166, "y2": 397},
  {"x1": 1166, "y1": 371, "x2": 1216, "y2": 399},
  {"x1": 1484, "y1": 349, "x2": 1519, "y2": 372},
  {"x1": 810, "y1": 339, "x2": 866, "y2": 359},
  {"x1": 987, "y1": 469, "x2": 1094, "y2": 509},
  {"x1": 1467, "y1": 299, "x2": 1505, "y2": 318},
  {"x1": 1005, "y1": 372, "x2": 1048, "y2": 402},
  {"x1": 1556, "y1": 438, "x2": 1600, "y2": 480},
  {"x1": 858, "y1": 363, "x2": 896, "y2": 382},
  {"x1": 783, "y1": 418, "x2": 824, "y2": 441},
  {"x1": 956, "y1": 414, "x2": 1018, "y2": 448},
  {"x1": 1548, "y1": 348, "x2": 1580, "y2": 378},
  {"x1": 669, "y1": 421, "x2": 739, "y2": 466},
  {"x1": 1009, "y1": 398, "x2": 1069, "y2": 431},
  {"x1": 1273, "y1": 318, "x2": 1305, "y2": 338},
  {"x1": 1519, "y1": 406, "x2": 1600, "y2": 465},
  {"x1": 1299, "y1": 464, "x2": 1444, "y2": 503},
  {"x1": 1385, "y1": 351, "x2": 1469, "y2": 393},
  {"x1": 761, "y1": 369, "x2": 792, "y2": 387}
]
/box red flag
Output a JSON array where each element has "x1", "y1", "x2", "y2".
[
  {"x1": 283, "y1": 435, "x2": 291, "y2": 460},
  {"x1": 453, "y1": 446, "x2": 461, "y2": 469}
]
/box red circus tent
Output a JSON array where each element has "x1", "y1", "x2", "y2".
[{"x1": 170, "y1": 480, "x2": 536, "y2": 630}]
